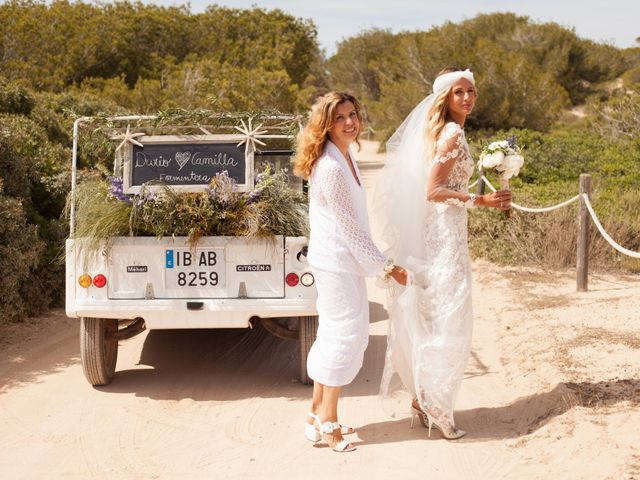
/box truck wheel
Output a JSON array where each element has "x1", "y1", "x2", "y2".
[
  {"x1": 80, "y1": 317, "x2": 118, "y2": 386},
  {"x1": 298, "y1": 315, "x2": 318, "y2": 385}
]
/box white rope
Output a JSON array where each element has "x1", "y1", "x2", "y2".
[
  {"x1": 582, "y1": 194, "x2": 640, "y2": 258},
  {"x1": 468, "y1": 178, "x2": 479, "y2": 189},
  {"x1": 473, "y1": 176, "x2": 639, "y2": 259},
  {"x1": 480, "y1": 176, "x2": 580, "y2": 213}
]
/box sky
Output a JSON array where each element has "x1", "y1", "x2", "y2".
[{"x1": 138, "y1": 0, "x2": 639, "y2": 55}]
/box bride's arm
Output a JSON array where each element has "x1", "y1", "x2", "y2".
[
  {"x1": 426, "y1": 129, "x2": 477, "y2": 208},
  {"x1": 426, "y1": 130, "x2": 512, "y2": 209},
  {"x1": 316, "y1": 160, "x2": 388, "y2": 277}
]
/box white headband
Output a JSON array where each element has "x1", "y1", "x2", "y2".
[{"x1": 432, "y1": 69, "x2": 475, "y2": 95}]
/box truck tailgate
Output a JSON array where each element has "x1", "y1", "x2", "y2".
[{"x1": 106, "y1": 236, "x2": 285, "y2": 299}]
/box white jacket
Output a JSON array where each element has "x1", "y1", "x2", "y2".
[{"x1": 307, "y1": 141, "x2": 387, "y2": 277}]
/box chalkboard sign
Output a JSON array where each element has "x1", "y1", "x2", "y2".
[{"x1": 122, "y1": 135, "x2": 251, "y2": 193}]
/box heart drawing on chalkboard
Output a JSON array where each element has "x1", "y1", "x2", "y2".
[{"x1": 175, "y1": 151, "x2": 191, "y2": 170}]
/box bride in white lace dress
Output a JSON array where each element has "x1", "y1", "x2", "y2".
[{"x1": 375, "y1": 68, "x2": 511, "y2": 439}]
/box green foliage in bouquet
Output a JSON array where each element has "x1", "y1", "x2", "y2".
[{"x1": 72, "y1": 168, "x2": 309, "y2": 250}]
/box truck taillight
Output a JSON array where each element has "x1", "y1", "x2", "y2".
[
  {"x1": 78, "y1": 274, "x2": 92, "y2": 288},
  {"x1": 286, "y1": 272, "x2": 299, "y2": 287},
  {"x1": 93, "y1": 274, "x2": 107, "y2": 288}
]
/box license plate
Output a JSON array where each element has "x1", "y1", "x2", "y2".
[{"x1": 164, "y1": 248, "x2": 226, "y2": 288}]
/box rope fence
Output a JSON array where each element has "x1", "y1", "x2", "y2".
[
  {"x1": 480, "y1": 176, "x2": 581, "y2": 213},
  {"x1": 473, "y1": 173, "x2": 639, "y2": 291},
  {"x1": 582, "y1": 194, "x2": 640, "y2": 259}
]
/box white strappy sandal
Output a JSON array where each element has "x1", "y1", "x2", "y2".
[
  {"x1": 304, "y1": 412, "x2": 356, "y2": 442},
  {"x1": 320, "y1": 421, "x2": 357, "y2": 452}
]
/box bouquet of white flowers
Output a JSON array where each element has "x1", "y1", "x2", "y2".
[
  {"x1": 478, "y1": 135, "x2": 524, "y2": 184},
  {"x1": 478, "y1": 135, "x2": 524, "y2": 216}
]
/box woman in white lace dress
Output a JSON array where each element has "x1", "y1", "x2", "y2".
[
  {"x1": 376, "y1": 68, "x2": 511, "y2": 439},
  {"x1": 294, "y1": 92, "x2": 406, "y2": 452}
]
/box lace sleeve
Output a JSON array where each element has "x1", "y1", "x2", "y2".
[
  {"x1": 433, "y1": 123, "x2": 465, "y2": 165},
  {"x1": 426, "y1": 125, "x2": 476, "y2": 208},
  {"x1": 316, "y1": 161, "x2": 388, "y2": 276}
]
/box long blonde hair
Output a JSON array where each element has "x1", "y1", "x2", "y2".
[
  {"x1": 425, "y1": 67, "x2": 467, "y2": 157},
  {"x1": 293, "y1": 91, "x2": 363, "y2": 179}
]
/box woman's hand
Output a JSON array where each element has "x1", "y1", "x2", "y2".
[
  {"x1": 389, "y1": 266, "x2": 408, "y2": 286},
  {"x1": 479, "y1": 190, "x2": 512, "y2": 211}
]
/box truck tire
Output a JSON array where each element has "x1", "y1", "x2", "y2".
[
  {"x1": 298, "y1": 315, "x2": 318, "y2": 385},
  {"x1": 80, "y1": 317, "x2": 118, "y2": 386}
]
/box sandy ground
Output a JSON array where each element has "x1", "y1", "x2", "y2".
[{"x1": 1, "y1": 141, "x2": 639, "y2": 479}]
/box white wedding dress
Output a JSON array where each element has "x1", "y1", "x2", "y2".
[{"x1": 378, "y1": 120, "x2": 475, "y2": 426}]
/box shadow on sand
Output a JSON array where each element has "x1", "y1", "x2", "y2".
[
  {"x1": 357, "y1": 378, "x2": 640, "y2": 444},
  {"x1": 99, "y1": 309, "x2": 390, "y2": 401}
]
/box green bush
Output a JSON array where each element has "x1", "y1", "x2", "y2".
[
  {"x1": 0, "y1": 84, "x2": 75, "y2": 322},
  {"x1": 76, "y1": 59, "x2": 313, "y2": 114},
  {"x1": 0, "y1": 181, "x2": 46, "y2": 322},
  {"x1": 0, "y1": 1, "x2": 325, "y2": 96},
  {"x1": 587, "y1": 86, "x2": 640, "y2": 142},
  {"x1": 329, "y1": 13, "x2": 626, "y2": 137},
  {"x1": 0, "y1": 78, "x2": 35, "y2": 115}
]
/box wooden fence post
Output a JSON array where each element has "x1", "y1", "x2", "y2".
[{"x1": 577, "y1": 174, "x2": 591, "y2": 291}]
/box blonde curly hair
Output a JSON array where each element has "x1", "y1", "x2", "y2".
[{"x1": 293, "y1": 91, "x2": 363, "y2": 179}]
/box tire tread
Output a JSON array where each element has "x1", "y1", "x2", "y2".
[{"x1": 80, "y1": 317, "x2": 118, "y2": 386}]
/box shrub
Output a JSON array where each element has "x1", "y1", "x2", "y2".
[
  {"x1": 0, "y1": 78, "x2": 36, "y2": 115},
  {"x1": 0, "y1": 181, "x2": 46, "y2": 322}
]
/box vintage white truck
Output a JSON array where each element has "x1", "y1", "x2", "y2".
[{"x1": 66, "y1": 114, "x2": 318, "y2": 386}]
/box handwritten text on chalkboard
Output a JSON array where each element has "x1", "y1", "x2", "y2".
[{"x1": 129, "y1": 141, "x2": 247, "y2": 188}]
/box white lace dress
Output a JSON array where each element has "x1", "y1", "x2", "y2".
[
  {"x1": 306, "y1": 141, "x2": 388, "y2": 387},
  {"x1": 382, "y1": 121, "x2": 475, "y2": 424}
]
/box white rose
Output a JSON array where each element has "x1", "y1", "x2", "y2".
[
  {"x1": 505, "y1": 153, "x2": 524, "y2": 171},
  {"x1": 480, "y1": 150, "x2": 504, "y2": 169},
  {"x1": 499, "y1": 154, "x2": 524, "y2": 179}
]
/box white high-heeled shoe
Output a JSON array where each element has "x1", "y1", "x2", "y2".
[{"x1": 410, "y1": 404, "x2": 466, "y2": 440}]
